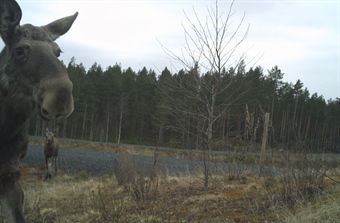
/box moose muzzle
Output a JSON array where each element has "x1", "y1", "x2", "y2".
[{"x1": 39, "y1": 77, "x2": 74, "y2": 120}]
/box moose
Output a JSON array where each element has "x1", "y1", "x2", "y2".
[
  {"x1": 0, "y1": 0, "x2": 78, "y2": 222},
  {"x1": 44, "y1": 128, "x2": 59, "y2": 180}
]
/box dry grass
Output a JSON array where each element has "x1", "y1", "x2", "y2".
[
  {"x1": 3, "y1": 139, "x2": 338, "y2": 222},
  {"x1": 5, "y1": 164, "x2": 268, "y2": 223},
  {"x1": 0, "y1": 163, "x2": 331, "y2": 222},
  {"x1": 282, "y1": 200, "x2": 340, "y2": 223}
]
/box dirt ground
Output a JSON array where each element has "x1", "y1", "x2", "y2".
[
  {"x1": 18, "y1": 162, "x2": 340, "y2": 223},
  {"x1": 19, "y1": 165, "x2": 276, "y2": 222},
  {"x1": 20, "y1": 138, "x2": 340, "y2": 223}
]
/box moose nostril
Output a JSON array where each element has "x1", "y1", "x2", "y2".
[
  {"x1": 41, "y1": 108, "x2": 49, "y2": 117},
  {"x1": 55, "y1": 114, "x2": 63, "y2": 119}
]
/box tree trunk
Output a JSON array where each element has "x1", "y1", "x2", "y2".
[
  {"x1": 117, "y1": 97, "x2": 124, "y2": 144},
  {"x1": 90, "y1": 113, "x2": 94, "y2": 141},
  {"x1": 259, "y1": 112, "x2": 270, "y2": 175},
  {"x1": 298, "y1": 106, "x2": 304, "y2": 139},
  {"x1": 204, "y1": 119, "x2": 213, "y2": 190},
  {"x1": 81, "y1": 100, "x2": 88, "y2": 140},
  {"x1": 105, "y1": 105, "x2": 110, "y2": 143},
  {"x1": 222, "y1": 115, "x2": 226, "y2": 150},
  {"x1": 158, "y1": 125, "x2": 163, "y2": 145},
  {"x1": 292, "y1": 98, "x2": 298, "y2": 138},
  {"x1": 279, "y1": 108, "x2": 286, "y2": 142},
  {"x1": 270, "y1": 82, "x2": 275, "y2": 122},
  {"x1": 304, "y1": 112, "x2": 311, "y2": 141},
  {"x1": 139, "y1": 112, "x2": 144, "y2": 143}
]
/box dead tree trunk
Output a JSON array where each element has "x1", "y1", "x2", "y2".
[{"x1": 259, "y1": 112, "x2": 270, "y2": 175}]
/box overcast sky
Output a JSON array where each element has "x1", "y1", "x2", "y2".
[{"x1": 1, "y1": 0, "x2": 339, "y2": 101}]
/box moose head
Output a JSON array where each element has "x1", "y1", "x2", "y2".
[
  {"x1": 45, "y1": 128, "x2": 56, "y2": 144},
  {"x1": 0, "y1": 0, "x2": 77, "y2": 122}
]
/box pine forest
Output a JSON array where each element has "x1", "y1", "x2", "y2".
[{"x1": 28, "y1": 57, "x2": 339, "y2": 154}]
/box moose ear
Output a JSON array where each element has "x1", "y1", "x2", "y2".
[
  {"x1": 0, "y1": 0, "x2": 22, "y2": 44},
  {"x1": 43, "y1": 12, "x2": 78, "y2": 41}
]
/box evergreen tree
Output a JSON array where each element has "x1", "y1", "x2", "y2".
[{"x1": 39, "y1": 54, "x2": 338, "y2": 153}]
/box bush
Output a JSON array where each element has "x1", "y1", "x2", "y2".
[
  {"x1": 89, "y1": 186, "x2": 126, "y2": 222},
  {"x1": 113, "y1": 154, "x2": 160, "y2": 202},
  {"x1": 264, "y1": 151, "x2": 340, "y2": 207}
]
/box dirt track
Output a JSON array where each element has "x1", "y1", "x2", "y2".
[
  {"x1": 22, "y1": 144, "x2": 224, "y2": 176},
  {"x1": 22, "y1": 144, "x2": 278, "y2": 177}
]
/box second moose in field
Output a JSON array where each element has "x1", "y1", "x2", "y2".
[{"x1": 44, "y1": 128, "x2": 59, "y2": 180}]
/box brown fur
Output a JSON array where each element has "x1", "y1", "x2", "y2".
[{"x1": 0, "y1": 1, "x2": 77, "y2": 222}]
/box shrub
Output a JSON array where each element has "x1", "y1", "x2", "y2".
[
  {"x1": 113, "y1": 154, "x2": 160, "y2": 202},
  {"x1": 264, "y1": 151, "x2": 340, "y2": 207}
]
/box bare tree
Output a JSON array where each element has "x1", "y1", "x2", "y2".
[{"x1": 159, "y1": 0, "x2": 252, "y2": 190}]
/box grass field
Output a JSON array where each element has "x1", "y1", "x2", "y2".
[
  {"x1": 1, "y1": 141, "x2": 340, "y2": 222},
  {"x1": 14, "y1": 162, "x2": 340, "y2": 222}
]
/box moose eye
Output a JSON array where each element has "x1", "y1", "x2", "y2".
[
  {"x1": 15, "y1": 47, "x2": 25, "y2": 56},
  {"x1": 56, "y1": 50, "x2": 62, "y2": 58},
  {"x1": 14, "y1": 45, "x2": 29, "y2": 61}
]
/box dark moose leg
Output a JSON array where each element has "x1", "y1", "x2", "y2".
[
  {"x1": 44, "y1": 157, "x2": 51, "y2": 180},
  {"x1": 0, "y1": 172, "x2": 26, "y2": 223}
]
